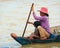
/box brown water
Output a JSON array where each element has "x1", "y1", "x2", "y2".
[{"x1": 22, "y1": 43, "x2": 60, "y2": 48}]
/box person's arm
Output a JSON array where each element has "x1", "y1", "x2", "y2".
[
  {"x1": 33, "y1": 12, "x2": 47, "y2": 21},
  {"x1": 33, "y1": 12, "x2": 41, "y2": 20},
  {"x1": 27, "y1": 21, "x2": 34, "y2": 25},
  {"x1": 32, "y1": 6, "x2": 46, "y2": 21},
  {"x1": 32, "y1": 5, "x2": 41, "y2": 20}
]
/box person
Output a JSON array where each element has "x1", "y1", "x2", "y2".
[
  {"x1": 11, "y1": 7, "x2": 51, "y2": 40},
  {"x1": 26, "y1": 7, "x2": 51, "y2": 40}
]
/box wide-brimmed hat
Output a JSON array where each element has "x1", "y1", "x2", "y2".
[{"x1": 38, "y1": 7, "x2": 48, "y2": 15}]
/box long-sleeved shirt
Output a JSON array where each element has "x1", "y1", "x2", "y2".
[{"x1": 33, "y1": 12, "x2": 51, "y2": 33}]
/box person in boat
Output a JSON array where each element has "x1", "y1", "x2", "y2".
[
  {"x1": 11, "y1": 7, "x2": 51, "y2": 40},
  {"x1": 25, "y1": 7, "x2": 51, "y2": 40}
]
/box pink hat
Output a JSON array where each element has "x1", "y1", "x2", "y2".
[{"x1": 38, "y1": 7, "x2": 48, "y2": 14}]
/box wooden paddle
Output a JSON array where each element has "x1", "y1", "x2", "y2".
[{"x1": 22, "y1": 3, "x2": 34, "y2": 37}]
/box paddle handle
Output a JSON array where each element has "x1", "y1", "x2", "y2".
[{"x1": 22, "y1": 3, "x2": 34, "y2": 37}]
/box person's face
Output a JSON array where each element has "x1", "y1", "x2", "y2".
[{"x1": 40, "y1": 11, "x2": 45, "y2": 16}]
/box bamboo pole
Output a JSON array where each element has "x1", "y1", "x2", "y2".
[{"x1": 22, "y1": 3, "x2": 34, "y2": 37}]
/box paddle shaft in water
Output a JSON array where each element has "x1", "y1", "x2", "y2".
[{"x1": 22, "y1": 3, "x2": 34, "y2": 37}]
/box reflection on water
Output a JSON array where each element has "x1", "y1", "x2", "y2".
[
  {"x1": 22, "y1": 43, "x2": 60, "y2": 48},
  {"x1": 0, "y1": 42, "x2": 60, "y2": 48}
]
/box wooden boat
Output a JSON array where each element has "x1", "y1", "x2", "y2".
[{"x1": 12, "y1": 26, "x2": 60, "y2": 45}]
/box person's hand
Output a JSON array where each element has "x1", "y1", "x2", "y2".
[
  {"x1": 29, "y1": 37, "x2": 34, "y2": 40},
  {"x1": 27, "y1": 21, "x2": 30, "y2": 23},
  {"x1": 32, "y1": 4, "x2": 34, "y2": 12},
  {"x1": 40, "y1": 37, "x2": 47, "y2": 40},
  {"x1": 27, "y1": 21, "x2": 34, "y2": 25},
  {"x1": 25, "y1": 36, "x2": 34, "y2": 40}
]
